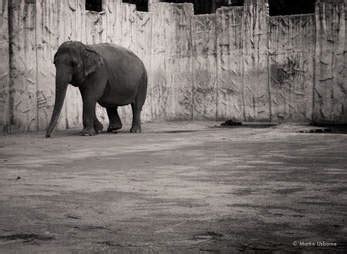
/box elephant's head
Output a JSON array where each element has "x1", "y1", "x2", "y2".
[{"x1": 46, "y1": 41, "x2": 103, "y2": 137}]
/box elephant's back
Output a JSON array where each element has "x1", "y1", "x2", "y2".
[
  {"x1": 93, "y1": 43, "x2": 145, "y2": 79},
  {"x1": 92, "y1": 43, "x2": 145, "y2": 70}
]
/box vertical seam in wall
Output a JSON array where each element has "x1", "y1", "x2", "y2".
[
  {"x1": 35, "y1": 0, "x2": 39, "y2": 131},
  {"x1": 334, "y1": 3, "x2": 343, "y2": 123},
  {"x1": 241, "y1": 5, "x2": 245, "y2": 121},
  {"x1": 344, "y1": 1, "x2": 346, "y2": 123},
  {"x1": 189, "y1": 10, "x2": 194, "y2": 120},
  {"x1": 150, "y1": 3, "x2": 154, "y2": 120},
  {"x1": 8, "y1": 0, "x2": 14, "y2": 132},
  {"x1": 312, "y1": 2, "x2": 318, "y2": 124},
  {"x1": 5, "y1": 0, "x2": 10, "y2": 133},
  {"x1": 266, "y1": 11, "x2": 272, "y2": 122},
  {"x1": 64, "y1": 1, "x2": 69, "y2": 130},
  {"x1": 215, "y1": 11, "x2": 219, "y2": 121},
  {"x1": 148, "y1": 8, "x2": 152, "y2": 122},
  {"x1": 331, "y1": 3, "x2": 336, "y2": 122},
  {"x1": 8, "y1": 0, "x2": 11, "y2": 129}
]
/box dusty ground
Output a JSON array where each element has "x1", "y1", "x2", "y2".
[{"x1": 0, "y1": 121, "x2": 346, "y2": 253}]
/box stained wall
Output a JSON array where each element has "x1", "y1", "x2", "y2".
[
  {"x1": 1, "y1": 0, "x2": 347, "y2": 134},
  {"x1": 0, "y1": 0, "x2": 10, "y2": 132},
  {"x1": 269, "y1": 15, "x2": 315, "y2": 122},
  {"x1": 313, "y1": 1, "x2": 347, "y2": 124}
]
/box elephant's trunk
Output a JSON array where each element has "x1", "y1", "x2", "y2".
[{"x1": 45, "y1": 76, "x2": 69, "y2": 138}]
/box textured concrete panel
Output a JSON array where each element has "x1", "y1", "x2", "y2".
[
  {"x1": 150, "y1": 3, "x2": 172, "y2": 120},
  {"x1": 120, "y1": 3, "x2": 136, "y2": 51},
  {"x1": 168, "y1": 4, "x2": 194, "y2": 120},
  {"x1": 216, "y1": 7, "x2": 244, "y2": 121},
  {"x1": 269, "y1": 15, "x2": 315, "y2": 122},
  {"x1": 192, "y1": 14, "x2": 217, "y2": 120},
  {"x1": 345, "y1": 0, "x2": 347, "y2": 123},
  {"x1": 0, "y1": 0, "x2": 10, "y2": 131},
  {"x1": 134, "y1": 11, "x2": 152, "y2": 122},
  {"x1": 104, "y1": 0, "x2": 122, "y2": 44},
  {"x1": 243, "y1": 2, "x2": 270, "y2": 121},
  {"x1": 9, "y1": 0, "x2": 38, "y2": 132},
  {"x1": 314, "y1": 1, "x2": 347, "y2": 124}
]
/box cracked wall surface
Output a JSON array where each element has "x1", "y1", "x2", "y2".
[
  {"x1": 269, "y1": 15, "x2": 315, "y2": 122},
  {"x1": 0, "y1": 0, "x2": 10, "y2": 132},
  {"x1": 313, "y1": 1, "x2": 347, "y2": 124},
  {"x1": 1, "y1": 0, "x2": 346, "y2": 133}
]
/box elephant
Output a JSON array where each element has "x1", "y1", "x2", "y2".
[{"x1": 45, "y1": 41, "x2": 147, "y2": 137}]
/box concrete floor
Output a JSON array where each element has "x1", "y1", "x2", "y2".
[{"x1": 0, "y1": 121, "x2": 346, "y2": 253}]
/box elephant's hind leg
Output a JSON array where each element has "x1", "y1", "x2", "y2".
[
  {"x1": 130, "y1": 73, "x2": 147, "y2": 133},
  {"x1": 106, "y1": 107, "x2": 122, "y2": 133},
  {"x1": 130, "y1": 102, "x2": 142, "y2": 133}
]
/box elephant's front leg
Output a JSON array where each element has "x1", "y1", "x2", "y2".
[
  {"x1": 81, "y1": 97, "x2": 98, "y2": 136},
  {"x1": 82, "y1": 117, "x2": 103, "y2": 133}
]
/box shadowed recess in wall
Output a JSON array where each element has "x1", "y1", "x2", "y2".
[
  {"x1": 123, "y1": 0, "x2": 148, "y2": 12},
  {"x1": 86, "y1": 0, "x2": 102, "y2": 12},
  {"x1": 160, "y1": 0, "x2": 244, "y2": 14},
  {"x1": 269, "y1": 0, "x2": 315, "y2": 16}
]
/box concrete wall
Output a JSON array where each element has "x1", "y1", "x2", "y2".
[
  {"x1": 1, "y1": 0, "x2": 347, "y2": 133},
  {"x1": 313, "y1": 1, "x2": 347, "y2": 124},
  {"x1": 0, "y1": 0, "x2": 10, "y2": 132},
  {"x1": 269, "y1": 15, "x2": 315, "y2": 122}
]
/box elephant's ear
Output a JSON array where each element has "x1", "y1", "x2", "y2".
[{"x1": 82, "y1": 46, "x2": 103, "y2": 77}]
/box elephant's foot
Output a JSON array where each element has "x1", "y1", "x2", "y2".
[
  {"x1": 94, "y1": 121, "x2": 103, "y2": 134},
  {"x1": 80, "y1": 128, "x2": 96, "y2": 136},
  {"x1": 107, "y1": 123, "x2": 122, "y2": 133},
  {"x1": 130, "y1": 125, "x2": 141, "y2": 133}
]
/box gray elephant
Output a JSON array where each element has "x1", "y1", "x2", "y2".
[{"x1": 46, "y1": 41, "x2": 147, "y2": 137}]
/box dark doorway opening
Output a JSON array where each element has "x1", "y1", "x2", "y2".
[
  {"x1": 269, "y1": 0, "x2": 316, "y2": 16},
  {"x1": 160, "y1": 0, "x2": 244, "y2": 14},
  {"x1": 85, "y1": 0, "x2": 102, "y2": 12}
]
